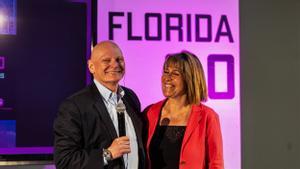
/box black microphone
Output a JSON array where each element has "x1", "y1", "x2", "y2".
[{"x1": 116, "y1": 102, "x2": 126, "y2": 137}]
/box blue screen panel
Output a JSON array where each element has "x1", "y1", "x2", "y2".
[
  {"x1": 0, "y1": 0, "x2": 17, "y2": 35},
  {"x1": 0, "y1": 120, "x2": 16, "y2": 147}
]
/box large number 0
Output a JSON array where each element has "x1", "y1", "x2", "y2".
[{"x1": 207, "y1": 54, "x2": 234, "y2": 99}]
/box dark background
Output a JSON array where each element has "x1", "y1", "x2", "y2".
[{"x1": 0, "y1": 0, "x2": 86, "y2": 148}]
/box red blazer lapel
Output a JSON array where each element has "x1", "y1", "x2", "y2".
[
  {"x1": 181, "y1": 104, "x2": 202, "y2": 152},
  {"x1": 146, "y1": 100, "x2": 165, "y2": 149}
]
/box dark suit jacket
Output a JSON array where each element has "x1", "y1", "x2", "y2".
[{"x1": 54, "y1": 83, "x2": 145, "y2": 169}]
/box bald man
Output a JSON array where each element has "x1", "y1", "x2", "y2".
[{"x1": 54, "y1": 41, "x2": 145, "y2": 169}]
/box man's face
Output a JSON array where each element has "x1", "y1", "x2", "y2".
[{"x1": 88, "y1": 44, "x2": 125, "y2": 88}]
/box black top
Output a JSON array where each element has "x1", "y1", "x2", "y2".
[{"x1": 149, "y1": 125, "x2": 186, "y2": 169}]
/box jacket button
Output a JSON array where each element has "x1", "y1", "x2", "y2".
[{"x1": 180, "y1": 161, "x2": 186, "y2": 165}]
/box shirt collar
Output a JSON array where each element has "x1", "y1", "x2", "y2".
[{"x1": 94, "y1": 79, "x2": 125, "y2": 102}]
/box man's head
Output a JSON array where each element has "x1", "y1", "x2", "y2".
[{"x1": 88, "y1": 41, "x2": 125, "y2": 91}]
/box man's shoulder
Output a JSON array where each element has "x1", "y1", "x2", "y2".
[
  {"x1": 197, "y1": 103, "x2": 220, "y2": 120},
  {"x1": 121, "y1": 86, "x2": 138, "y2": 99},
  {"x1": 121, "y1": 86, "x2": 135, "y2": 94},
  {"x1": 64, "y1": 84, "x2": 95, "y2": 104}
]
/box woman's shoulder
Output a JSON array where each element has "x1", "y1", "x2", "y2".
[
  {"x1": 143, "y1": 99, "x2": 166, "y2": 113},
  {"x1": 196, "y1": 103, "x2": 220, "y2": 119}
]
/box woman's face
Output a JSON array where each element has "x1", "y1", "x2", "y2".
[{"x1": 161, "y1": 64, "x2": 186, "y2": 99}]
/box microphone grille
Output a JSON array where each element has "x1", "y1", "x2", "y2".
[{"x1": 116, "y1": 102, "x2": 126, "y2": 112}]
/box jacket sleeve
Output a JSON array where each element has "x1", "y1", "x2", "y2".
[
  {"x1": 206, "y1": 112, "x2": 224, "y2": 169},
  {"x1": 53, "y1": 99, "x2": 104, "y2": 169}
]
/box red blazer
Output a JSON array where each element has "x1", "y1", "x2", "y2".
[{"x1": 145, "y1": 100, "x2": 224, "y2": 169}]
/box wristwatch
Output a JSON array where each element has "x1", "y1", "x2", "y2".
[{"x1": 103, "y1": 148, "x2": 113, "y2": 162}]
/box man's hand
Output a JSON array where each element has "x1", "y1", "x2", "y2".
[{"x1": 107, "y1": 136, "x2": 131, "y2": 159}]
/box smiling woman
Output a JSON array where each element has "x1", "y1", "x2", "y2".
[
  {"x1": 144, "y1": 51, "x2": 224, "y2": 169},
  {"x1": 161, "y1": 64, "x2": 186, "y2": 100}
]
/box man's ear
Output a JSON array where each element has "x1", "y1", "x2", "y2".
[{"x1": 88, "y1": 60, "x2": 94, "y2": 74}]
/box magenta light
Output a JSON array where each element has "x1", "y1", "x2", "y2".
[
  {"x1": 0, "y1": 56, "x2": 4, "y2": 70},
  {"x1": 0, "y1": 147, "x2": 53, "y2": 155}
]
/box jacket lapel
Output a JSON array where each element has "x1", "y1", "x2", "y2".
[
  {"x1": 90, "y1": 83, "x2": 118, "y2": 139},
  {"x1": 94, "y1": 101, "x2": 118, "y2": 139},
  {"x1": 123, "y1": 98, "x2": 143, "y2": 145},
  {"x1": 146, "y1": 100, "x2": 165, "y2": 148},
  {"x1": 181, "y1": 104, "x2": 202, "y2": 151}
]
